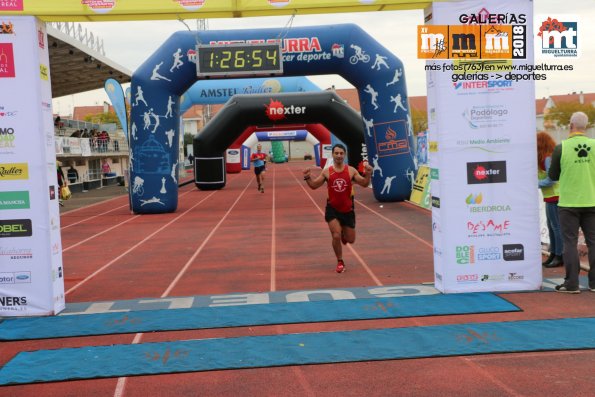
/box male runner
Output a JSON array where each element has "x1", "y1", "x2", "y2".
[
  {"x1": 251, "y1": 144, "x2": 268, "y2": 193},
  {"x1": 303, "y1": 144, "x2": 373, "y2": 273}
]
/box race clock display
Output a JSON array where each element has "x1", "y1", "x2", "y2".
[{"x1": 196, "y1": 43, "x2": 283, "y2": 77}]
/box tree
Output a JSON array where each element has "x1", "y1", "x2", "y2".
[
  {"x1": 84, "y1": 111, "x2": 121, "y2": 128},
  {"x1": 544, "y1": 102, "x2": 595, "y2": 129}
]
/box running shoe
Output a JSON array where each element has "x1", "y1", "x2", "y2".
[
  {"x1": 336, "y1": 259, "x2": 345, "y2": 273},
  {"x1": 257, "y1": 184, "x2": 261, "y2": 191},
  {"x1": 554, "y1": 283, "x2": 580, "y2": 294},
  {"x1": 260, "y1": 187, "x2": 264, "y2": 193}
]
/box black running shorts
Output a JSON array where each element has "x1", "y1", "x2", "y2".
[{"x1": 325, "y1": 203, "x2": 356, "y2": 228}]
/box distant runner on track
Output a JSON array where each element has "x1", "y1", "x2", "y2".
[{"x1": 251, "y1": 143, "x2": 269, "y2": 193}]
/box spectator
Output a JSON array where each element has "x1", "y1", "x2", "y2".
[
  {"x1": 91, "y1": 130, "x2": 100, "y2": 150},
  {"x1": 67, "y1": 165, "x2": 79, "y2": 184},
  {"x1": 57, "y1": 161, "x2": 66, "y2": 207},
  {"x1": 102, "y1": 159, "x2": 111, "y2": 176},
  {"x1": 548, "y1": 111, "x2": 595, "y2": 293},
  {"x1": 99, "y1": 130, "x2": 110, "y2": 152},
  {"x1": 537, "y1": 132, "x2": 563, "y2": 268}
]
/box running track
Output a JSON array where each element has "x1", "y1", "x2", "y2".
[{"x1": 1, "y1": 161, "x2": 594, "y2": 397}]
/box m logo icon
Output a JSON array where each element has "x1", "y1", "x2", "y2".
[
  {"x1": 417, "y1": 25, "x2": 449, "y2": 59},
  {"x1": 450, "y1": 25, "x2": 480, "y2": 58}
]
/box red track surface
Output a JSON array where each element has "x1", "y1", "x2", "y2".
[{"x1": 1, "y1": 161, "x2": 594, "y2": 397}]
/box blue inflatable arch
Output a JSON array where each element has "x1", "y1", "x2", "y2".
[{"x1": 130, "y1": 23, "x2": 415, "y2": 214}]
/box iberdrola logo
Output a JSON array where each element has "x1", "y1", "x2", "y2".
[{"x1": 465, "y1": 193, "x2": 483, "y2": 205}]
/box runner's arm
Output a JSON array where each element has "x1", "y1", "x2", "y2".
[
  {"x1": 304, "y1": 168, "x2": 326, "y2": 189},
  {"x1": 352, "y1": 164, "x2": 372, "y2": 187}
]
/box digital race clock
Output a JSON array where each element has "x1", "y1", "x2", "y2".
[{"x1": 196, "y1": 43, "x2": 283, "y2": 78}]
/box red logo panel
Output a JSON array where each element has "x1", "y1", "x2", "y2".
[
  {"x1": 0, "y1": 43, "x2": 16, "y2": 78},
  {"x1": 0, "y1": 0, "x2": 24, "y2": 11}
]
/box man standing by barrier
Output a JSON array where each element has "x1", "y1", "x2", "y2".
[{"x1": 549, "y1": 111, "x2": 595, "y2": 293}]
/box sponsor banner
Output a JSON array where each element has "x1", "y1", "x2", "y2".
[
  {"x1": 255, "y1": 130, "x2": 308, "y2": 141},
  {"x1": 428, "y1": 0, "x2": 541, "y2": 293},
  {"x1": 409, "y1": 165, "x2": 430, "y2": 209},
  {"x1": 0, "y1": 219, "x2": 32, "y2": 238},
  {"x1": 0, "y1": 271, "x2": 31, "y2": 284},
  {"x1": 104, "y1": 78, "x2": 128, "y2": 141},
  {"x1": 466, "y1": 161, "x2": 507, "y2": 184},
  {"x1": 54, "y1": 137, "x2": 64, "y2": 154},
  {"x1": 0, "y1": 191, "x2": 30, "y2": 210},
  {"x1": 0, "y1": 126, "x2": 17, "y2": 155},
  {"x1": 0, "y1": 43, "x2": 16, "y2": 78},
  {"x1": 80, "y1": 138, "x2": 92, "y2": 156},
  {"x1": 226, "y1": 148, "x2": 240, "y2": 164},
  {"x1": 0, "y1": 163, "x2": 28, "y2": 180},
  {"x1": 416, "y1": 131, "x2": 428, "y2": 165},
  {"x1": 0, "y1": 1, "x2": 421, "y2": 20},
  {"x1": 0, "y1": 246, "x2": 33, "y2": 261},
  {"x1": 67, "y1": 137, "x2": 83, "y2": 155},
  {"x1": 418, "y1": 24, "x2": 527, "y2": 60},
  {"x1": 322, "y1": 144, "x2": 332, "y2": 159},
  {"x1": 0, "y1": 1, "x2": 24, "y2": 11},
  {"x1": 0, "y1": 17, "x2": 64, "y2": 317}
]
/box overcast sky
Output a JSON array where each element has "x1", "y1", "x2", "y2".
[{"x1": 52, "y1": 0, "x2": 594, "y2": 116}]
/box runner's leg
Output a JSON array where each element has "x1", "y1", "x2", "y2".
[{"x1": 328, "y1": 219, "x2": 343, "y2": 260}]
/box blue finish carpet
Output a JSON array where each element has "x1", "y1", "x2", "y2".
[
  {"x1": 0, "y1": 293, "x2": 517, "y2": 341},
  {"x1": 1, "y1": 317, "x2": 595, "y2": 385}
]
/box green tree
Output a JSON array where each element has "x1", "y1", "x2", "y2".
[
  {"x1": 84, "y1": 111, "x2": 121, "y2": 128},
  {"x1": 544, "y1": 102, "x2": 595, "y2": 128}
]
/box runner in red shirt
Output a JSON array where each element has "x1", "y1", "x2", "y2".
[
  {"x1": 250, "y1": 144, "x2": 269, "y2": 193},
  {"x1": 303, "y1": 144, "x2": 372, "y2": 273}
]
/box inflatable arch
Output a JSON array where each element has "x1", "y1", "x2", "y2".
[
  {"x1": 176, "y1": 76, "x2": 328, "y2": 173},
  {"x1": 233, "y1": 124, "x2": 331, "y2": 172},
  {"x1": 240, "y1": 129, "x2": 321, "y2": 168},
  {"x1": 193, "y1": 91, "x2": 363, "y2": 190},
  {"x1": 130, "y1": 23, "x2": 414, "y2": 213}
]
